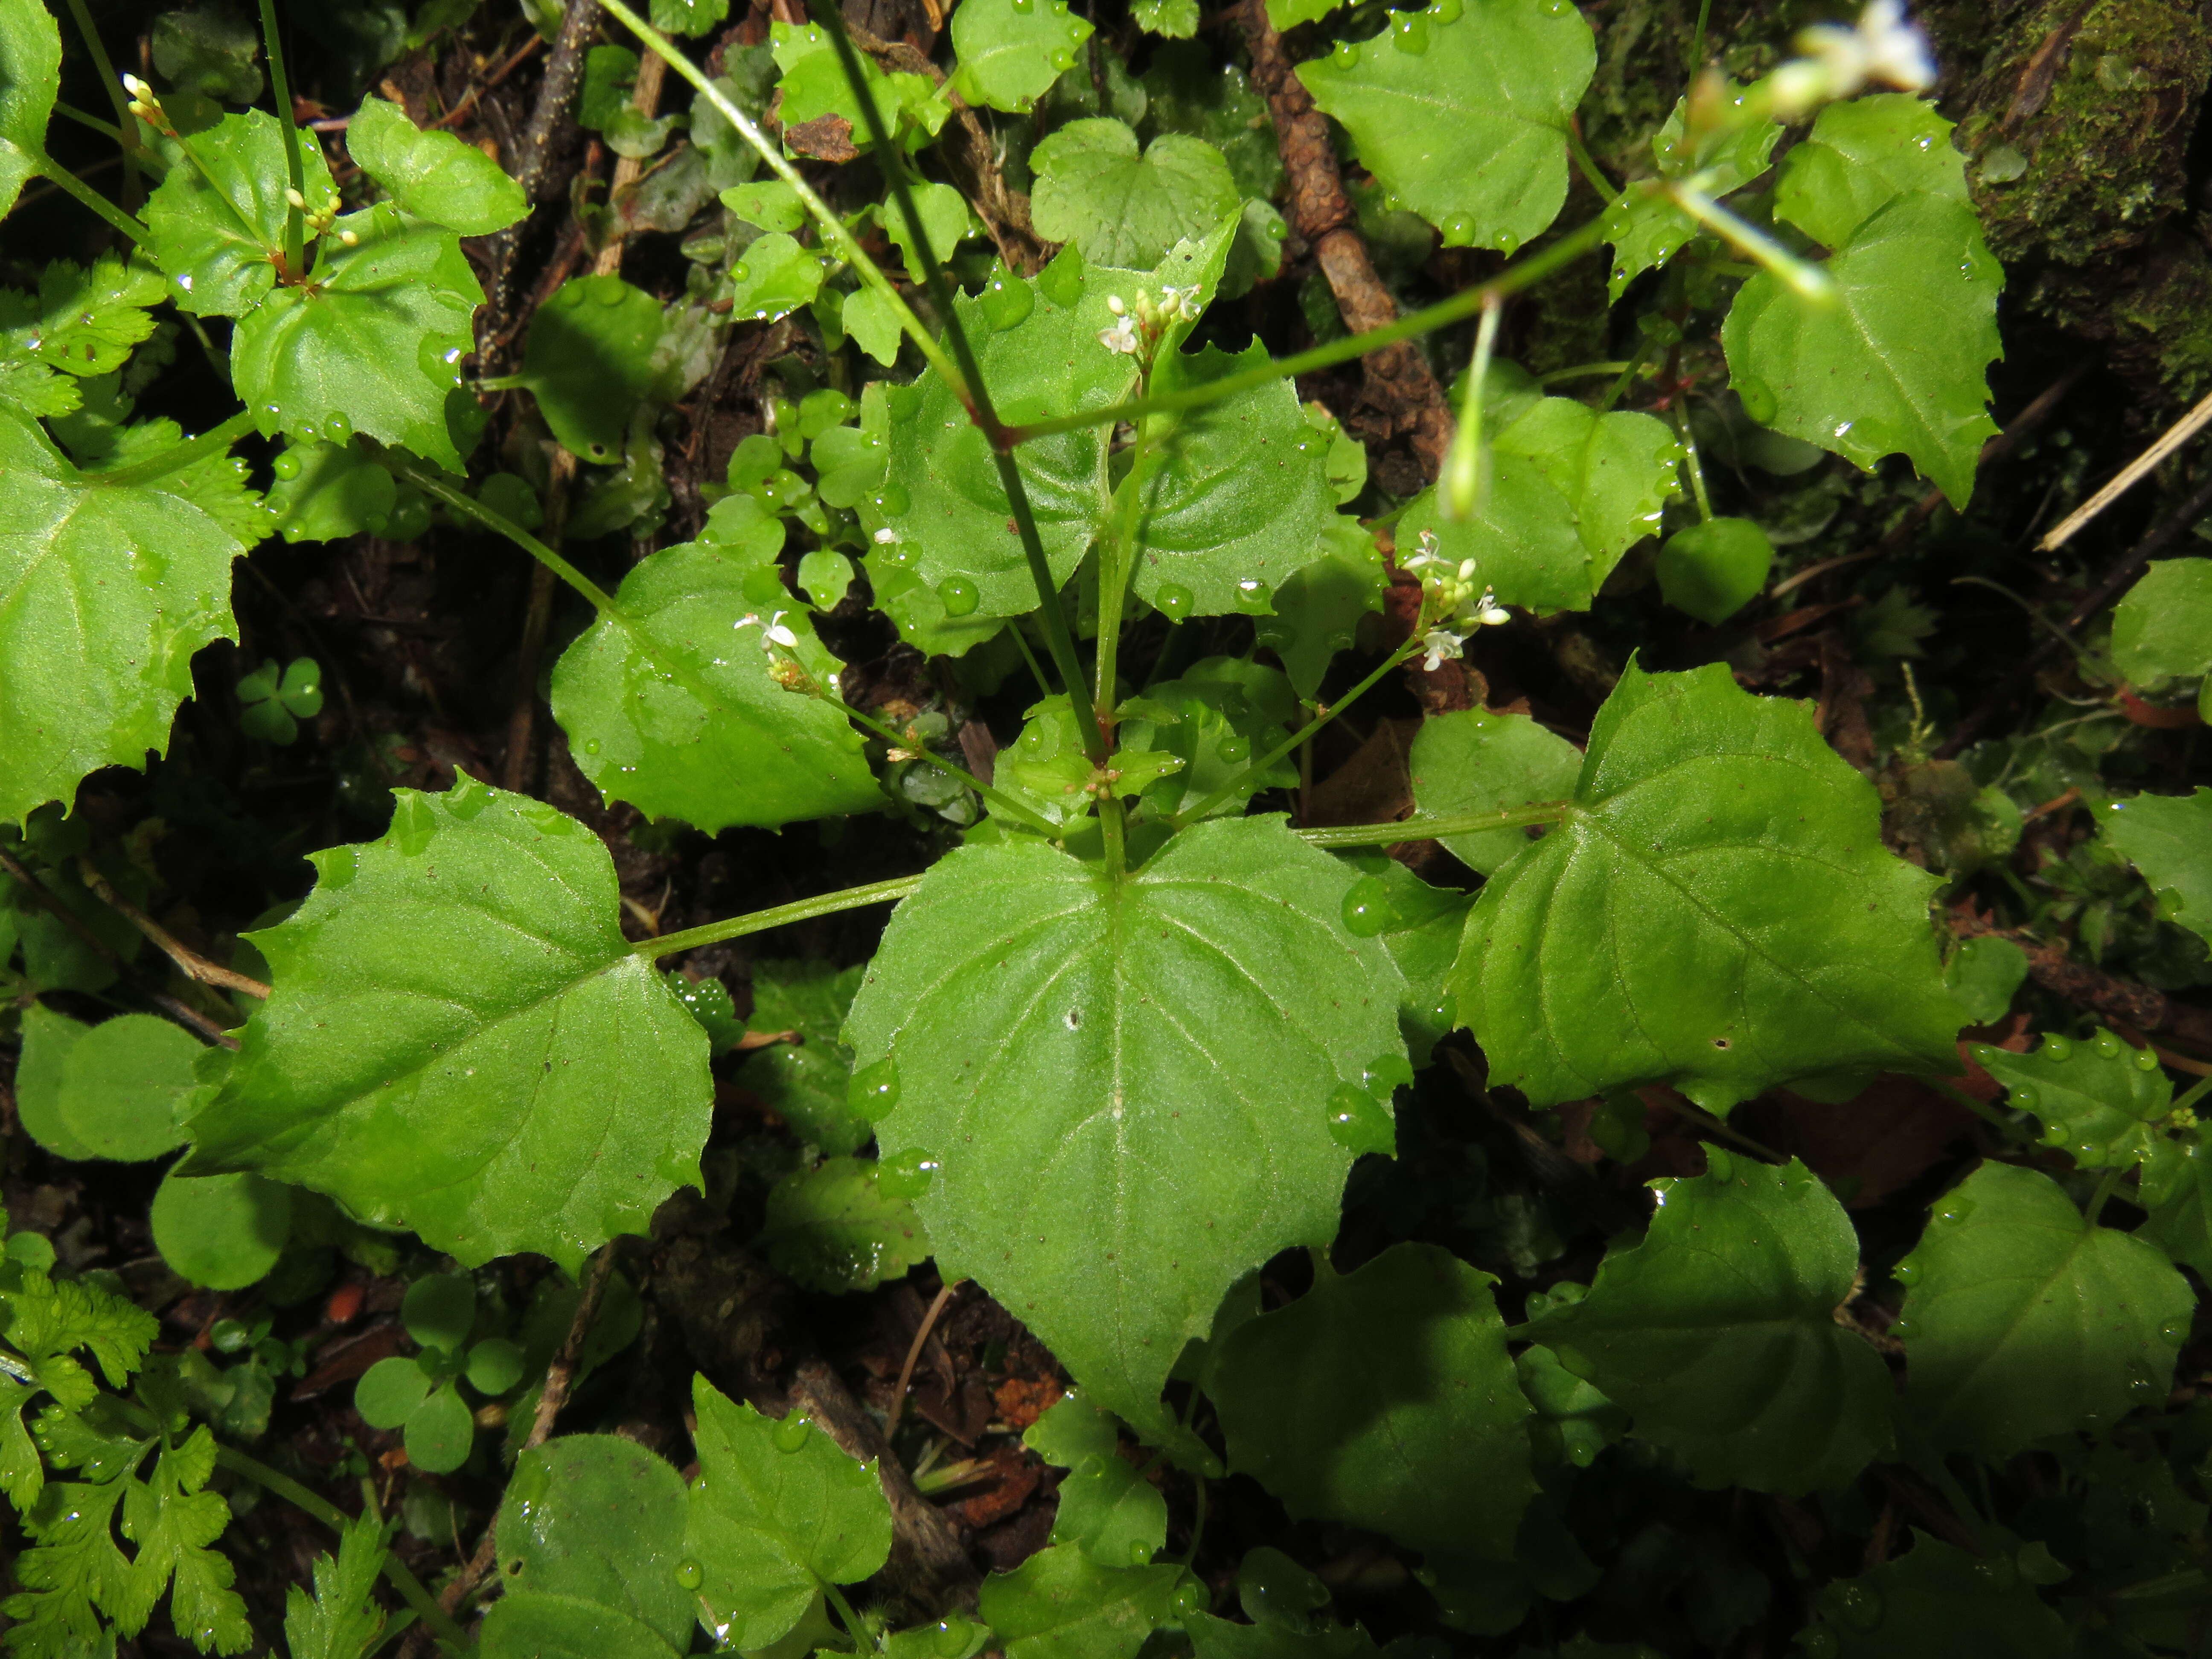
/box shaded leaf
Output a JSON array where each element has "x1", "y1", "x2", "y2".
[
  {"x1": 1407, "y1": 707, "x2": 1581, "y2": 876},
  {"x1": 495, "y1": 1436, "x2": 692, "y2": 1650},
  {"x1": 978, "y1": 1545, "x2": 1179, "y2": 1659},
  {"x1": 2100, "y1": 789, "x2": 2212, "y2": 948},
  {"x1": 547, "y1": 513, "x2": 883, "y2": 833},
  {"x1": 1214, "y1": 1241, "x2": 1535, "y2": 1566},
  {"x1": 347, "y1": 95, "x2": 527, "y2": 236},
  {"x1": 1899, "y1": 1160, "x2": 2191, "y2": 1456},
  {"x1": 1973, "y1": 1030, "x2": 2171, "y2": 1171},
  {"x1": 683, "y1": 1375, "x2": 892, "y2": 1650},
  {"x1": 1030, "y1": 120, "x2": 1238, "y2": 270},
  {"x1": 950, "y1": 0, "x2": 1095, "y2": 114},
  {"x1": 1524, "y1": 1153, "x2": 1892, "y2": 1493},
  {"x1": 2112, "y1": 558, "x2": 2212, "y2": 686},
  {"x1": 0, "y1": 409, "x2": 254, "y2": 827},
  {"x1": 758, "y1": 1157, "x2": 929, "y2": 1293}
]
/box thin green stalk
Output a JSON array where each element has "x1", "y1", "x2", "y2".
[
  {"x1": 32, "y1": 157, "x2": 146, "y2": 241},
  {"x1": 1098, "y1": 791, "x2": 1128, "y2": 879},
  {"x1": 820, "y1": 1578, "x2": 882, "y2": 1653},
  {"x1": 1566, "y1": 124, "x2": 1615, "y2": 198},
  {"x1": 636, "y1": 875, "x2": 923, "y2": 960},
  {"x1": 255, "y1": 0, "x2": 306, "y2": 277},
  {"x1": 92, "y1": 409, "x2": 256, "y2": 489},
  {"x1": 1442, "y1": 297, "x2": 1501, "y2": 521},
  {"x1": 1599, "y1": 335, "x2": 1654, "y2": 414},
  {"x1": 2174, "y1": 1073, "x2": 2212, "y2": 1116},
  {"x1": 1668, "y1": 181, "x2": 1832, "y2": 301},
  {"x1": 51, "y1": 97, "x2": 123, "y2": 144},
  {"x1": 1294, "y1": 801, "x2": 1571, "y2": 850},
  {"x1": 1540, "y1": 361, "x2": 1632, "y2": 384},
  {"x1": 592, "y1": 0, "x2": 961, "y2": 399},
  {"x1": 801, "y1": 0, "x2": 1100, "y2": 751},
  {"x1": 1177, "y1": 640, "x2": 1421, "y2": 826},
  {"x1": 1013, "y1": 214, "x2": 1612, "y2": 442},
  {"x1": 830, "y1": 693, "x2": 1062, "y2": 838},
  {"x1": 213, "y1": 1447, "x2": 472, "y2": 1650},
  {"x1": 2086, "y1": 1166, "x2": 2124, "y2": 1228},
  {"x1": 1926, "y1": 1076, "x2": 2018, "y2": 1135},
  {"x1": 1674, "y1": 403, "x2": 1714, "y2": 521},
  {"x1": 61, "y1": 0, "x2": 140, "y2": 204},
  {"x1": 393, "y1": 460, "x2": 617, "y2": 613},
  {"x1": 1689, "y1": 0, "x2": 1713, "y2": 74}
]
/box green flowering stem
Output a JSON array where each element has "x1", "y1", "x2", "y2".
[
  {"x1": 1668, "y1": 180, "x2": 1832, "y2": 302},
  {"x1": 1441, "y1": 295, "x2": 1502, "y2": 522},
  {"x1": 1176, "y1": 638, "x2": 1424, "y2": 828},
  {"x1": 825, "y1": 688, "x2": 1063, "y2": 839},
  {"x1": 1674, "y1": 403, "x2": 1715, "y2": 522},
  {"x1": 636, "y1": 876, "x2": 926, "y2": 960},
  {"x1": 592, "y1": 0, "x2": 959, "y2": 401},
  {"x1": 61, "y1": 0, "x2": 141, "y2": 204},
  {"x1": 254, "y1": 0, "x2": 307, "y2": 278},
  {"x1": 799, "y1": 0, "x2": 1100, "y2": 756},
  {"x1": 212, "y1": 1446, "x2": 473, "y2": 1650},
  {"x1": 1011, "y1": 212, "x2": 1613, "y2": 442}
]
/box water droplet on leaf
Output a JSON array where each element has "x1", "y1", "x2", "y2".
[
  {"x1": 1324, "y1": 1082, "x2": 1392, "y2": 1155},
  {"x1": 938, "y1": 575, "x2": 980, "y2": 616},
  {"x1": 878, "y1": 1147, "x2": 937, "y2": 1198},
  {"x1": 1155, "y1": 583, "x2": 1194, "y2": 621},
  {"x1": 773, "y1": 1413, "x2": 812, "y2": 1452},
  {"x1": 1836, "y1": 1583, "x2": 1882, "y2": 1631},
  {"x1": 675, "y1": 1559, "x2": 703, "y2": 1589},
  {"x1": 1341, "y1": 875, "x2": 1395, "y2": 936},
  {"x1": 850, "y1": 1057, "x2": 900, "y2": 1116},
  {"x1": 1217, "y1": 733, "x2": 1250, "y2": 764},
  {"x1": 2095, "y1": 1030, "x2": 2122, "y2": 1059}
]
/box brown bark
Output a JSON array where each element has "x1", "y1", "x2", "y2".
[{"x1": 1234, "y1": 0, "x2": 1450, "y2": 477}]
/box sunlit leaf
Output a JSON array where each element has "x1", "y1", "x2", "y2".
[
  {"x1": 847, "y1": 816, "x2": 1405, "y2": 1442},
  {"x1": 1450, "y1": 661, "x2": 1959, "y2": 1112},
  {"x1": 950, "y1": 0, "x2": 1095, "y2": 114},
  {"x1": 179, "y1": 776, "x2": 713, "y2": 1271},
  {"x1": 346, "y1": 95, "x2": 527, "y2": 236},
  {"x1": 1297, "y1": 0, "x2": 1595, "y2": 253}
]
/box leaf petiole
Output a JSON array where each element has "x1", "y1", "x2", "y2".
[
  {"x1": 827, "y1": 690, "x2": 1063, "y2": 839},
  {"x1": 87, "y1": 409, "x2": 257, "y2": 489},
  {"x1": 636, "y1": 875, "x2": 925, "y2": 960},
  {"x1": 391, "y1": 458, "x2": 617, "y2": 614},
  {"x1": 1292, "y1": 802, "x2": 1571, "y2": 850},
  {"x1": 31, "y1": 154, "x2": 147, "y2": 242}
]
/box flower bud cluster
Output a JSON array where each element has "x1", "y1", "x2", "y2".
[
  {"x1": 1401, "y1": 530, "x2": 1512, "y2": 671},
  {"x1": 1097, "y1": 285, "x2": 1205, "y2": 360}
]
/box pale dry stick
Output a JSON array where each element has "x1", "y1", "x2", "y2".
[
  {"x1": 0, "y1": 849, "x2": 239, "y2": 1048},
  {"x1": 883, "y1": 1278, "x2": 963, "y2": 1441},
  {"x1": 74, "y1": 856, "x2": 270, "y2": 998},
  {"x1": 2039, "y1": 385, "x2": 2212, "y2": 553}
]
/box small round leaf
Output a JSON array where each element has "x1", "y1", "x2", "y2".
[
  {"x1": 403, "y1": 1272, "x2": 478, "y2": 1353},
  {"x1": 355, "y1": 1355, "x2": 432, "y2": 1430},
  {"x1": 405, "y1": 1384, "x2": 477, "y2": 1473},
  {"x1": 149, "y1": 1168, "x2": 293, "y2": 1290}
]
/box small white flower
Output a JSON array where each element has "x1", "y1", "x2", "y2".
[
  {"x1": 1106, "y1": 294, "x2": 1127, "y2": 316},
  {"x1": 763, "y1": 610, "x2": 800, "y2": 650},
  {"x1": 1476, "y1": 599, "x2": 1511, "y2": 627},
  {"x1": 873, "y1": 527, "x2": 899, "y2": 544},
  {"x1": 1099, "y1": 314, "x2": 1141, "y2": 355},
  {"x1": 1401, "y1": 529, "x2": 1448, "y2": 571},
  {"x1": 1160, "y1": 283, "x2": 1202, "y2": 321},
  {"x1": 1420, "y1": 629, "x2": 1466, "y2": 672},
  {"x1": 1456, "y1": 558, "x2": 1479, "y2": 582},
  {"x1": 1780, "y1": 0, "x2": 1934, "y2": 115}
]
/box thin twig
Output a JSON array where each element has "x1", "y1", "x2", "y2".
[
  {"x1": 884, "y1": 1279, "x2": 961, "y2": 1442},
  {"x1": 74, "y1": 856, "x2": 269, "y2": 998},
  {"x1": 2040, "y1": 385, "x2": 2212, "y2": 552},
  {"x1": 432, "y1": 33, "x2": 546, "y2": 129},
  {"x1": 0, "y1": 850, "x2": 238, "y2": 1047}
]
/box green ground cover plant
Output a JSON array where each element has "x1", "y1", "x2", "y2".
[{"x1": 2, "y1": 0, "x2": 2211, "y2": 1650}]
